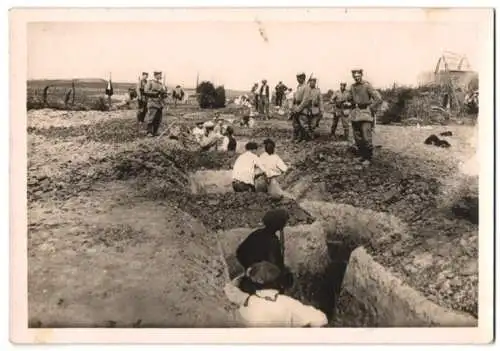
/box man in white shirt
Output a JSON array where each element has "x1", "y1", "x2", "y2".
[
  {"x1": 224, "y1": 261, "x2": 328, "y2": 328},
  {"x1": 258, "y1": 139, "x2": 290, "y2": 198},
  {"x1": 232, "y1": 142, "x2": 270, "y2": 192}
]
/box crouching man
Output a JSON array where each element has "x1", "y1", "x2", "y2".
[{"x1": 224, "y1": 261, "x2": 328, "y2": 328}]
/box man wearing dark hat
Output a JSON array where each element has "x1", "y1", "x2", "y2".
[
  {"x1": 348, "y1": 69, "x2": 382, "y2": 165},
  {"x1": 136, "y1": 72, "x2": 149, "y2": 132},
  {"x1": 223, "y1": 260, "x2": 328, "y2": 327},
  {"x1": 290, "y1": 72, "x2": 311, "y2": 142},
  {"x1": 143, "y1": 71, "x2": 168, "y2": 137},
  {"x1": 330, "y1": 82, "x2": 351, "y2": 140},
  {"x1": 236, "y1": 209, "x2": 293, "y2": 292}
]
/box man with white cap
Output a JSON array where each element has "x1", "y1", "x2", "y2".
[{"x1": 199, "y1": 121, "x2": 223, "y2": 151}]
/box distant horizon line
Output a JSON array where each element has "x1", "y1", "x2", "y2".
[{"x1": 26, "y1": 78, "x2": 252, "y2": 91}]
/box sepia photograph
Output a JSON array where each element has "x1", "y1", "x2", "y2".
[{"x1": 9, "y1": 6, "x2": 494, "y2": 344}]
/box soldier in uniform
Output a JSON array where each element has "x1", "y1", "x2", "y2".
[
  {"x1": 143, "y1": 71, "x2": 168, "y2": 137},
  {"x1": 136, "y1": 72, "x2": 149, "y2": 131},
  {"x1": 306, "y1": 77, "x2": 324, "y2": 135},
  {"x1": 290, "y1": 72, "x2": 310, "y2": 143},
  {"x1": 330, "y1": 82, "x2": 351, "y2": 140},
  {"x1": 259, "y1": 79, "x2": 270, "y2": 119},
  {"x1": 347, "y1": 69, "x2": 382, "y2": 166}
]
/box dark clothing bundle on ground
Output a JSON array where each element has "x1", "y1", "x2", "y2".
[
  {"x1": 424, "y1": 134, "x2": 451, "y2": 148},
  {"x1": 440, "y1": 131, "x2": 453, "y2": 136}
]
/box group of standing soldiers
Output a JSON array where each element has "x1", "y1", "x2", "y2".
[{"x1": 290, "y1": 68, "x2": 382, "y2": 166}]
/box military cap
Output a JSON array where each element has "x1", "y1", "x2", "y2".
[
  {"x1": 247, "y1": 261, "x2": 281, "y2": 285},
  {"x1": 296, "y1": 72, "x2": 306, "y2": 77},
  {"x1": 351, "y1": 69, "x2": 363, "y2": 75},
  {"x1": 340, "y1": 82, "x2": 347, "y2": 85},
  {"x1": 141, "y1": 72, "x2": 149, "y2": 75},
  {"x1": 154, "y1": 71, "x2": 162, "y2": 75},
  {"x1": 262, "y1": 208, "x2": 289, "y2": 231}
]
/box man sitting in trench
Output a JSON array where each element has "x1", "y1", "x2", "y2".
[
  {"x1": 224, "y1": 261, "x2": 328, "y2": 328},
  {"x1": 231, "y1": 142, "x2": 271, "y2": 192},
  {"x1": 255, "y1": 138, "x2": 291, "y2": 199},
  {"x1": 235, "y1": 209, "x2": 294, "y2": 294}
]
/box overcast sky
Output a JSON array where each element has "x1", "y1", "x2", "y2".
[{"x1": 27, "y1": 10, "x2": 490, "y2": 91}]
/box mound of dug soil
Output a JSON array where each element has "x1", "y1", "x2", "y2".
[
  {"x1": 28, "y1": 145, "x2": 237, "y2": 203},
  {"x1": 287, "y1": 143, "x2": 478, "y2": 317},
  {"x1": 142, "y1": 183, "x2": 314, "y2": 231}
]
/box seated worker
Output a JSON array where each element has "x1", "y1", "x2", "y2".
[
  {"x1": 220, "y1": 126, "x2": 237, "y2": 152},
  {"x1": 199, "y1": 121, "x2": 223, "y2": 151},
  {"x1": 236, "y1": 209, "x2": 294, "y2": 293},
  {"x1": 258, "y1": 139, "x2": 290, "y2": 198},
  {"x1": 231, "y1": 142, "x2": 271, "y2": 192},
  {"x1": 191, "y1": 122, "x2": 205, "y2": 143},
  {"x1": 224, "y1": 261, "x2": 328, "y2": 328}
]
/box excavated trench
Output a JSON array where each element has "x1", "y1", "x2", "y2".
[
  {"x1": 28, "y1": 141, "x2": 477, "y2": 327},
  {"x1": 188, "y1": 170, "x2": 379, "y2": 326},
  {"x1": 189, "y1": 169, "x2": 477, "y2": 327}
]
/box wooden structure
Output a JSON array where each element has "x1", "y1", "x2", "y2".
[{"x1": 433, "y1": 52, "x2": 478, "y2": 114}]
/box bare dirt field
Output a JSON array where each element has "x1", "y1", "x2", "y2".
[{"x1": 27, "y1": 99, "x2": 479, "y2": 327}]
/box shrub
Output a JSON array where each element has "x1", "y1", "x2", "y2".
[
  {"x1": 196, "y1": 81, "x2": 226, "y2": 109},
  {"x1": 379, "y1": 87, "x2": 416, "y2": 124},
  {"x1": 91, "y1": 96, "x2": 110, "y2": 111},
  {"x1": 214, "y1": 86, "x2": 226, "y2": 108},
  {"x1": 196, "y1": 81, "x2": 216, "y2": 109}
]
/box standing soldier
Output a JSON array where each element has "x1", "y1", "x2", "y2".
[
  {"x1": 290, "y1": 72, "x2": 310, "y2": 143},
  {"x1": 305, "y1": 77, "x2": 324, "y2": 135},
  {"x1": 330, "y1": 82, "x2": 351, "y2": 140},
  {"x1": 259, "y1": 79, "x2": 270, "y2": 119},
  {"x1": 251, "y1": 83, "x2": 259, "y2": 111},
  {"x1": 348, "y1": 69, "x2": 382, "y2": 166},
  {"x1": 136, "y1": 72, "x2": 149, "y2": 132},
  {"x1": 143, "y1": 71, "x2": 168, "y2": 137}
]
